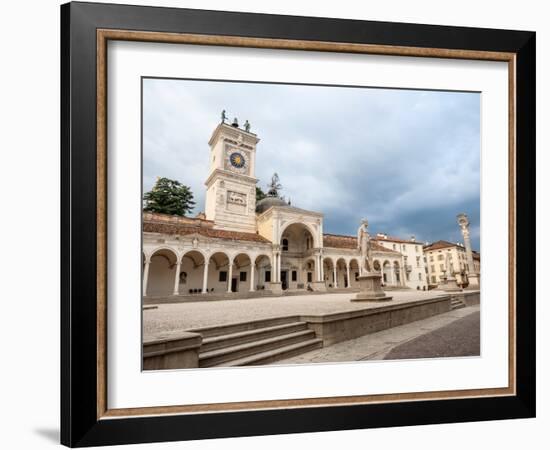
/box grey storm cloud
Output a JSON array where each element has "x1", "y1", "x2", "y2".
[{"x1": 143, "y1": 78, "x2": 480, "y2": 250}]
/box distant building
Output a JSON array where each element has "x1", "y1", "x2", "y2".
[
  {"x1": 373, "y1": 234, "x2": 428, "y2": 290},
  {"x1": 423, "y1": 240, "x2": 480, "y2": 287}
]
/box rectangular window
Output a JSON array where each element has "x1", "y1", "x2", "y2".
[
  {"x1": 291, "y1": 270, "x2": 297, "y2": 281},
  {"x1": 219, "y1": 271, "x2": 227, "y2": 282},
  {"x1": 239, "y1": 271, "x2": 247, "y2": 282},
  {"x1": 265, "y1": 270, "x2": 271, "y2": 282},
  {"x1": 438, "y1": 254, "x2": 444, "y2": 261},
  {"x1": 432, "y1": 276, "x2": 436, "y2": 283},
  {"x1": 430, "y1": 255, "x2": 434, "y2": 262},
  {"x1": 431, "y1": 265, "x2": 435, "y2": 272},
  {"x1": 418, "y1": 273, "x2": 422, "y2": 281},
  {"x1": 307, "y1": 272, "x2": 312, "y2": 283}
]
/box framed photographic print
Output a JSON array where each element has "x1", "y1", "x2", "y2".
[{"x1": 61, "y1": 1, "x2": 536, "y2": 447}]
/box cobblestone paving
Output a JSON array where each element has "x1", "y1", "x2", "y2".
[
  {"x1": 271, "y1": 306, "x2": 480, "y2": 365},
  {"x1": 383, "y1": 309, "x2": 480, "y2": 360},
  {"x1": 143, "y1": 290, "x2": 448, "y2": 340}
]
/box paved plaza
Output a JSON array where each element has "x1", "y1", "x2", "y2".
[
  {"x1": 143, "y1": 290, "x2": 451, "y2": 340},
  {"x1": 271, "y1": 305, "x2": 480, "y2": 364}
]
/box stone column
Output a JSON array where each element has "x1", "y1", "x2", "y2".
[
  {"x1": 202, "y1": 260, "x2": 209, "y2": 294},
  {"x1": 457, "y1": 213, "x2": 480, "y2": 288},
  {"x1": 333, "y1": 264, "x2": 338, "y2": 288},
  {"x1": 346, "y1": 262, "x2": 351, "y2": 288},
  {"x1": 142, "y1": 259, "x2": 151, "y2": 297},
  {"x1": 274, "y1": 252, "x2": 280, "y2": 282},
  {"x1": 227, "y1": 258, "x2": 233, "y2": 293},
  {"x1": 250, "y1": 263, "x2": 255, "y2": 292},
  {"x1": 172, "y1": 260, "x2": 181, "y2": 296}
]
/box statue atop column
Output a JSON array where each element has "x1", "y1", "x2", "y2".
[
  {"x1": 456, "y1": 212, "x2": 480, "y2": 289},
  {"x1": 357, "y1": 218, "x2": 372, "y2": 275}
]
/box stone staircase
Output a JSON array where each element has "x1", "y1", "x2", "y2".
[
  {"x1": 451, "y1": 297, "x2": 467, "y2": 310},
  {"x1": 190, "y1": 316, "x2": 323, "y2": 368}
]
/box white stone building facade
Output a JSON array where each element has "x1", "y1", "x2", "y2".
[
  {"x1": 373, "y1": 234, "x2": 428, "y2": 291},
  {"x1": 424, "y1": 240, "x2": 481, "y2": 288}
]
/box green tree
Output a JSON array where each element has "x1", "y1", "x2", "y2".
[
  {"x1": 256, "y1": 186, "x2": 267, "y2": 202},
  {"x1": 143, "y1": 177, "x2": 196, "y2": 216}
]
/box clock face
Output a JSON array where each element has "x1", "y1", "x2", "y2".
[{"x1": 229, "y1": 152, "x2": 246, "y2": 168}]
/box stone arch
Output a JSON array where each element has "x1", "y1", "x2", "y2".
[
  {"x1": 207, "y1": 251, "x2": 232, "y2": 294},
  {"x1": 254, "y1": 254, "x2": 272, "y2": 290},
  {"x1": 279, "y1": 221, "x2": 319, "y2": 249},
  {"x1": 229, "y1": 253, "x2": 253, "y2": 293},
  {"x1": 348, "y1": 258, "x2": 360, "y2": 287},
  {"x1": 147, "y1": 247, "x2": 179, "y2": 296},
  {"x1": 382, "y1": 260, "x2": 392, "y2": 284},
  {"x1": 335, "y1": 257, "x2": 348, "y2": 288},
  {"x1": 393, "y1": 260, "x2": 401, "y2": 284},
  {"x1": 323, "y1": 257, "x2": 336, "y2": 287},
  {"x1": 179, "y1": 250, "x2": 206, "y2": 294}
]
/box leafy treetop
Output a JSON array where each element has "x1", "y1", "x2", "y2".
[{"x1": 143, "y1": 177, "x2": 196, "y2": 216}]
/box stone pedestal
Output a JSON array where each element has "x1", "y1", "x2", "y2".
[
  {"x1": 311, "y1": 281, "x2": 327, "y2": 292},
  {"x1": 269, "y1": 282, "x2": 283, "y2": 295},
  {"x1": 352, "y1": 272, "x2": 392, "y2": 302},
  {"x1": 439, "y1": 276, "x2": 462, "y2": 292},
  {"x1": 466, "y1": 273, "x2": 480, "y2": 290}
]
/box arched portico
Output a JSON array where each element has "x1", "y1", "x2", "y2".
[
  {"x1": 208, "y1": 251, "x2": 231, "y2": 294},
  {"x1": 348, "y1": 258, "x2": 360, "y2": 287},
  {"x1": 145, "y1": 247, "x2": 179, "y2": 296},
  {"x1": 393, "y1": 261, "x2": 401, "y2": 285},
  {"x1": 323, "y1": 257, "x2": 336, "y2": 288},
  {"x1": 335, "y1": 257, "x2": 347, "y2": 288},
  {"x1": 178, "y1": 250, "x2": 207, "y2": 295},
  {"x1": 278, "y1": 223, "x2": 318, "y2": 290},
  {"x1": 254, "y1": 254, "x2": 272, "y2": 291},
  {"x1": 230, "y1": 253, "x2": 252, "y2": 293},
  {"x1": 382, "y1": 260, "x2": 392, "y2": 285}
]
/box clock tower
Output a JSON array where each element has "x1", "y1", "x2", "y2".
[{"x1": 204, "y1": 119, "x2": 259, "y2": 232}]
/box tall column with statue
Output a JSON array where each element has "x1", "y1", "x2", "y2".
[
  {"x1": 457, "y1": 213, "x2": 480, "y2": 289},
  {"x1": 352, "y1": 219, "x2": 392, "y2": 302}
]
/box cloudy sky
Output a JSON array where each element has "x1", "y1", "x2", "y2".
[{"x1": 143, "y1": 78, "x2": 480, "y2": 250}]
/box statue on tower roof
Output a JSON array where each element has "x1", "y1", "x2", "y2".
[
  {"x1": 266, "y1": 173, "x2": 282, "y2": 198},
  {"x1": 221, "y1": 109, "x2": 227, "y2": 123},
  {"x1": 244, "y1": 120, "x2": 251, "y2": 132}
]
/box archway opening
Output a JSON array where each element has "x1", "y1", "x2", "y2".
[
  {"x1": 280, "y1": 223, "x2": 316, "y2": 290},
  {"x1": 180, "y1": 250, "x2": 206, "y2": 295},
  {"x1": 254, "y1": 254, "x2": 272, "y2": 291},
  {"x1": 349, "y1": 259, "x2": 360, "y2": 287},
  {"x1": 208, "y1": 252, "x2": 231, "y2": 294},
  {"x1": 147, "y1": 248, "x2": 178, "y2": 296},
  {"x1": 231, "y1": 253, "x2": 252, "y2": 293}
]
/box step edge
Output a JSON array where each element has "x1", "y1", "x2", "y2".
[{"x1": 199, "y1": 330, "x2": 316, "y2": 360}]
